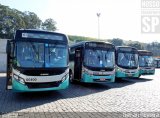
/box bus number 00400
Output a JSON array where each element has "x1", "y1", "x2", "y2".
[{"x1": 26, "y1": 78, "x2": 37, "y2": 81}]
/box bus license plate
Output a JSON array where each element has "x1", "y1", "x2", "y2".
[
  {"x1": 128, "y1": 74, "x2": 132, "y2": 77},
  {"x1": 100, "y1": 78, "x2": 106, "y2": 81},
  {"x1": 144, "y1": 71, "x2": 148, "y2": 73}
]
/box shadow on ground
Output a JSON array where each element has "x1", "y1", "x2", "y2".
[
  {"x1": 129, "y1": 77, "x2": 153, "y2": 83},
  {"x1": 0, "y1": 74, "x2": 149, "y2": 114}
]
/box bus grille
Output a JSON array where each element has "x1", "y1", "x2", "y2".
[{"x1": 25, "y1": 81, "x2": 62, "y2": 89}]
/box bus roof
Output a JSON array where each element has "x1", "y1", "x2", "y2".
[
  {"x1": 138, "y1": 50, "x2": 153, "y2": 56},
  {"x1": 116, "y1": 46, "x2": 137, "y2": 50},
  {"x1": 154, "y1": 58, "x2": 160, "y2": 60},
  {"x1": 70, "y1": 41, "x2": 114, "y2": 49},
  {"x1": 115, "y1": 46, "x2": 138, "y2": 53},
  {"x1": 14, "y1": 29, "x2": 68, "y2": 43},
  {"x1": 138, "y1": 50, "x2": 152, "y2": 53},
  {"x1": 138, "y1": 50, "x2": 151, "y2": 52},
  {"x1": 15, "y1": 29, "x2": 66, "y2": 36}
]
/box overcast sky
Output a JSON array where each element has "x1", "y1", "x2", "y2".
[{"x1": 1, "y1": 0, "x2": 160, "y2": 43}]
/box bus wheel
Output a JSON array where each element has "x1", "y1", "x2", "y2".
[
  {"x1": 115, "y1": 77, "x2": 122, "y2": 82},
  {"x1": 69, "y1": 71, "x2": 74, "y2": 83}
]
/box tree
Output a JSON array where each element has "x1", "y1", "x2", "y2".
[
  {"x1": 0, "y1": 4, "x2": 25, "y2": 38},
  {"x1": 146, "y1": 42, "x2": 160, "y2": 56},
  {"x1": 127, "y1": 41, "x2": 144, "y2": 50},
  {"x1": 23, "y1": 11, "x2": 42, "y2": 29},
  {"x1": 109, "y1": 38, "x2": 124, "y2": 46},
  {"x1": 42, "y1": 18, "x2": 57, "y2": 31},
  {"x1": 0, "y1": 4, "x2": 42, "y2": 38}
]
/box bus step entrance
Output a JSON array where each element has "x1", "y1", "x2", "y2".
[{"x1": 6, "y1": 78, "x2": 12, "y2": 90}]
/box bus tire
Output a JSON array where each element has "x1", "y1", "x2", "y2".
[{"x1": 115, "y1": 77, "x2": 122, "y2": 82}]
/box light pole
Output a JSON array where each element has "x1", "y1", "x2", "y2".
[{"x1": 97, "y1": 13, "x2": 101, "y2": 40}]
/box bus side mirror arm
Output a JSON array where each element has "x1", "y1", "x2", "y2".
[
  {"x1": 6, "y1": 40, "x2": 15, "y2": 59},
  {"x1": 6, "y1": 40, "x2": 11, "y2": 54}
]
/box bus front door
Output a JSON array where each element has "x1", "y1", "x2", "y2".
[{"x1": 74, "y1": 48, "x2": 82, "y2": 81}]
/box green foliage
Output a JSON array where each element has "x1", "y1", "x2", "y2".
[
  {"x1": 0, "y1": 4, "x2": 56, "y2": 39},
  {"x1": 68, "y1": 36, "x2": 160, "y2": 56},
  {"x1": 108, "y1": 38, "x2": 124, "y2": 46},
  {"x1": 0, "y1": 4, "x2": 159, "y2": 56},
  {"x1": 23, "y1": 11, "x2": 42, "y2": 29},
  {"x1": 126, "y1": 41, "x2": 144, "y2": 50},
  {"x1": 0, "y1": 5, "x2": 25, "y2": 38},
  {"x1": 68, "y1": 35, "x2": 97, "y2": 42},
  {"x1": 146, "y1": 42, "x2": 160, "y2": 56},
  {"x1": 42, "y1": 18, "x2": 57, "y2": 31}
]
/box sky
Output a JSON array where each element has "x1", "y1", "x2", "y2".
[{"x1": 0, "y1": 0, "x2": 160, "y2": 43}]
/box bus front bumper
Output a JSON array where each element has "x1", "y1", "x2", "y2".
[
  {"x1": 139, "y1": 69, "x2": 155, "y2": 75},
  {"x1": 12, "y1": 77, "x2": 69, "y2": 92},
  {"x1": 116, "y1": 70, "x2": 139, "y2": 78},
  {"x1": 81, "y1": 73, "x2": 115, "y2": 83}
]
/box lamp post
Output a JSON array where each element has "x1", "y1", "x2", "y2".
[{"x1": 97, "y1": 13, "x2": 101, "y2": 40}]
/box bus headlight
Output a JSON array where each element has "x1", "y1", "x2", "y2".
[
  {"x1": 13, "y1": 74, "x2": 25, "y2": 84},
  {"x1": 82, "y1": 68, "x2": 85, "y2": 73},
  {"x1": 117, "y1": 68, "x2": 125, "y2": 73},
  {"x1": 117, "y1": 68, "x2": 122, "y2": 72},
  {"x1": 82, "y1": 68, "x2": 93, "y2": 76},
  {"x1": 18, "y1": 77, "x2": 25, "y2": 84},
  {"x1": 13, "y1": 74, "x2": 19, "y2": 80},
  {"x1": 62, "y1": 73, "x2": 69, "y2": 82}
]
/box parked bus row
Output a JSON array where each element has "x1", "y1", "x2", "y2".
[
  {"x1": 6, "y1": 29, "x2": 155, "y2": 92},
  {"x1": 154, "y1": 58, "x2": 160, "y2": 68}
]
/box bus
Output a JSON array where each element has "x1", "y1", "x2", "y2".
[
  {"x1": 6, "y1": 29, "x2": 69, "y2": 92},
  {"x1": 154, "y1": 58, "x2": 160, "y2": 68},
  {"x1": 138, "y1": 50, "x2": 155, "y2": 77},
  {"x1": 69, "y1": 41, "x2": 115, "y2": 83},
  {"x1": 115, "y1": 46, "x2": 139, "y2": 79}
]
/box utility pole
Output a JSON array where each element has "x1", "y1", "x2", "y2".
[{"x1": 97, "y1": 13, "x2": 101, "y2": 40}]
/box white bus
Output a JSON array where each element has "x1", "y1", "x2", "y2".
[
  {"x1": 69, "y1": 41, "x2": 115, "y2": 83},
  {"x1": 138, "y1": 50, "x2": 155, "y2": 77},
  {"x1": 115, "y1": 46, "x2": 139, "y2": 80},
  {"x1": 6, "y1": 29, "x2": 69, "y2": 92}
]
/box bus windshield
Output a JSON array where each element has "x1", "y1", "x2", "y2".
[
  {"x1": 84, "y1": 49, "x2": 114, "y2": 68},
  {"x1": 139, "y1": 56, "x2": 154, "y2": 67},
  {"x1": 118, "y1": 52, "x2": 138, "y2": 68},
  {"x1": 16, "y1": 42, "x2": 68, "y2": 68}
]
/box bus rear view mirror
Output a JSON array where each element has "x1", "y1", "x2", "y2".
[
  {"x1": 6, "y1": 40, "x2": 10, "y2": 54},
  {"x1": 6, "y1": 40, "x2": 15, "y2": 59}
]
